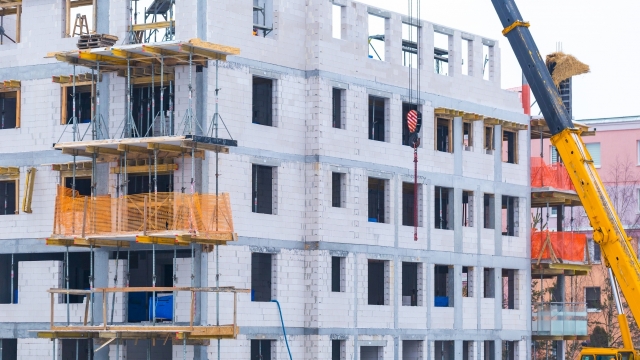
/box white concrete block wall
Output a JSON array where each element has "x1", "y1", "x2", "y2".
[
  {"x1": 107, "y1": 259, "x2": 127, "y2": 323},
  {"x1": 174, "y1": 257, "x2": 192, "y2": 323},
  {"x1": 17, "y1": 338, "x2": 60, "y2": 359}
]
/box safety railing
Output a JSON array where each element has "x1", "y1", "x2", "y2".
[
  {"x1": 531, "y1": 157, "x2": 574, "y2": 191},
  {"x1": 532, "y1": 302, "x2": 588, "y2": 336},
  {"x1": 531, "y1": 230, "x2": 587, "y2": 264}
]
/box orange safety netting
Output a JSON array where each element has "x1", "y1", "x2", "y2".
[
  {"x1": 530, "y1": 157, "x2": 574, "y2": 190},
  {"x1": 53, "y1": 186, "x2": 234, "y2": 238},
  {"x1": 531, "y1": 230, "x2": 586, "y2": 263}
]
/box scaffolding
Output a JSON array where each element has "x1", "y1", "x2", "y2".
[{"x1": 129, "y1": 0, "x2": 175, "y2": 44}]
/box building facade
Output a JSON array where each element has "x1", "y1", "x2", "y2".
[{"x1": 0, "y1": 0, "x2": 531, "y2": 359}]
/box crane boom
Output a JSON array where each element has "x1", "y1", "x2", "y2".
[{"x1": 491, "y1": 0, "x2": 640, "y2": 351}]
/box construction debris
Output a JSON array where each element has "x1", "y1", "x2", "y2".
[
  {"x1": 76, "y1": 33, "x2": 118, "y2": 49},
  {"x1": 545, "y1": 52, "x2": 590, "y2": 87}
]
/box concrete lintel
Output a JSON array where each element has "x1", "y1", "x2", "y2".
[
  {"x1": 400, "y1": 334, "x2": 426, "y2": 341},
  {"x1": 329, "y1": 164, "x2": 349, "y2": 173},
  {"x1": 251, "y1": 156, "x2": 282, "y2": 167},
  {"x1": 250, "y1": 68, "x2": 281, "y2": 80},
  {"x1": 399, "y1": 255, "x2": 423, "y2": 263},
  {"x1": 400, "y1": 16, "x2": 422, "y2": 27},
  {"x1": 367, "y1": 6, "x2": 391, "y2": 19},
  {"x1": 330, "y1": 0, "x2": 347, "y2": 6},
  {"x1": 365, "y1": 253, "x2": 393, "y2": 261},
  {"x1": 433, "y1": 25, "x2": 454, "y2": 36},
  {"x1": 329, "y1": 80, "x2": 350, "y2": 90},
  {"x1": 367, "y1": 170, "x2": 393, "y2": 180},
  {"x1": 329, "y1": 250, "x2": 349, "y2": 257},
  {"x1": 461, "y1": 32, "x2": 475, "y2": 41},
  {"x1": 400, "y1": 95, "x2": 425, "y2": 105},
  {"x1": 367, "y1": 88, "x2": 393, "y2": 99},
  {"x1": 330, "y1": 334, "x2": 349, "y2": 340},
  {"x1": 245, "y1": 334, "x2": 280, "y2": 340},
  {"x1": 482, "y1": 38, "x2": 496, "y2": 47},
  {"x1": 359, "y1": 339, "x2": 387, "y2": 347},
  {"x1": 249, "y1": 246, "x2": 280, "y2": 254}
]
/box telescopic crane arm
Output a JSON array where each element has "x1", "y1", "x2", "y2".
[{"x1": 491, "y1": 0, "x2": 640, "y2": 350}]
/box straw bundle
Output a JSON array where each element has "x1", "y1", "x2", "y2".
[{"x1": 545, "y1": 52, "x2": 590, "y2": 87}]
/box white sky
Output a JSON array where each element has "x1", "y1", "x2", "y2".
[{"x1": 358, "y1": 0, "x2": 640, "y2": 120}]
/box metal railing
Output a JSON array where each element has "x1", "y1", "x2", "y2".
[{"x1": 532, "y1": 302, "x2": 588, "y2": 336}]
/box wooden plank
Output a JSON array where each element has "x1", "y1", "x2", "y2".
[
  {"x1": 135, "y1": 235, "x2": 179, "y2": 246},
  {"x1": 69, "y1": 0, "x2": 93, "y2": 8},
  {"x1": 187, "y1": 38, "x2": 241, "y2": 56},
  {"x1": 46, "y1": 238, "x2": 75, "y2": 246},
  {"x1": 85, "y1": 146, "x2": 121, "y2": 156},
  {"x1": 130, "y1": 21, "x2": 174, "y2": 32},
  {"x1": 74, "y1": 238, "x2": 131, "y2": 248},
  {"x1": 181, "y1": 140, "x2": 229, "y2": 154},
  {"x1": 117, "y1": 144, "x2": 152, "y2": 154}
]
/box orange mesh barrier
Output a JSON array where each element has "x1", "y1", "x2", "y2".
[
  {"x1": 53, "y1": 186, "x2": 234, "y2": 238},
  {"x1": 531, "y1": 230, "x2": 586, "y2": 263},
  {"x1": 530, "y1": 157, "x2": 574, "y2": 190}
]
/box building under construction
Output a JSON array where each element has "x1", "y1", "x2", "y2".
[{"x1": 0, "y1": 0, "x2": 533, "y2": 359}]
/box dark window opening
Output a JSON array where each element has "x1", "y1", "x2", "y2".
[
  {"x1": 129, "y1": 85, "x2": 172, "y2": 137},
  {"x1": 64, "y1": 176, "x2": 92, "y2": 196},
  {"x1": 0, "y1": 339, "x2": 17, "y2": 360},
  {"x1": 501, "y1": 196, "x2": 518, "y2": 236},
  {"x1": 368, "y1": 96, "x2": 385, "y2": 142},
  {"x1": 332, "y1": 88, "x2": 343, "y2": 129},
  {"x1": 368, "y1": 260, "x2": 386, "y2": 305},
  {"x1": 434, "y1": 186, "x2": 453, "y2": 230},
  {"x1": 332, "y1": 340, "x2": 344, "y2": 360},
  {"x1": 332, "y1": 172, "x2": 344, "y2": 208},
  {"x1": 502, "y1": 269, "x2": 516, "y2": 309},
  {"x1": 0, "y1": 91, "x2": 18, "y2": 129},
  {"x1": 61, "y1": 339, "x2": 90, "y2": 360},
  {"x1": 0, "y1": 180, "x2": 16, "y2": 215},
  {"x1": 402, "y1": 262, "x2": 418, "y2": 306},
  {"x1": 484, "y1": 126, "x2": 494, "y2": 154},
  {"x1": 502, "y1": 130, "x2": 517, "y2": 164},
  {"x1": 483, "y1": 193, "x2": 495, "y2": 229},
  {"x1": 402, "y1": 340, "x2": 422, "y2": 360},
  {"x1": 361, "y1": 346, "x2": 383, "y2": 360},
  {"x1": 586, "y1": 287, "x2": 601, "y2": 310},
  {"x1": 463, "y1": 122, "x2": 472, "y2": 150},
  {"x1": 253, "y1": 77, "x2": 273, "y2": 126},
  {"x1": 434, "y1": 265, "x2": 453, "y2": 307},
  {"x1": 402, "y1": 102, "x2": 418, "y2": 146},
  {"x1": 127, "y1": 174, "x2": 172, "y2": 195},
  {"x1": 483, "y1": 268, "x2": 495, "y2": 298},
  {"x1": 368, "y1": 178, "x2": 385, "y2": 223},
  {"x1": 63, "y1": 85, "x2": 92, "y2": 125},
  {"x1": 462, "y1": 267, "x2": 473, "y2": 297},
  {"x1": 252, "y1": 164, "x2": 274, "y2": 214},
  {"x1": 402, "y1": 182, "x2": 417, "y2": 227},
  {"x1": 502, "y1": 341, "x2": 517, "y2": 360},
  {"x1": 251, "y1": 339, "x2": 272, "y2": 360},
  {"x1": 463, "y1": 341, "x2": 473, "y2": 360},
  {"x1": 593, "y1": 241, "x2": 601, "y2": 262},
  {"x1": 433, "y1": 32, "x2": 450, "y2": 76},
  {"x1": 434, "y1": 341, "x2": 454, "y2": 360},
  {"x1": 484, "y1": 341, "x2": 495, "y2": 360},
  {"x1": 251, "y1": 253, "x2": 272, "y2": 302},
  {"x1": 435, "y1": 118, "x2": 452, "y2": 153},
  {"x1": 331, "y1": 256, "x2": 344, "y2": 293},
  {"x1": 462, "y1": 191, "x2": 473, "y2": 227}
]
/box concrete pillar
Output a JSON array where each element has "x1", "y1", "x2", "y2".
[{"x1": 92, "y1": 249, "x2": 109, "y2": 360}]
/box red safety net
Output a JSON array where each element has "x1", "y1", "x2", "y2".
[
  {"x1": 530, "y1": 157, "x2": 574, "y2": 190},
  {"x1": 531, "y1": 230, "x2": 586, "y2": 263}
]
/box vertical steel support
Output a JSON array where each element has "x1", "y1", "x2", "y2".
[
  {"x1": 90, "y1": 244, "x2": 94, "y2": 325},
  {"x1": 10, "y1": 253, "x2": 13, "y2": 304},
  {"x1": 66, "y1": 245, "x2": 70, "y2": 325},
  {"x1": 152, "y1": 243, "x2": 156, "y2": 325}
]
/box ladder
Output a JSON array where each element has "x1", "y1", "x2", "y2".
[{"x1": 72, "y1": 14, "x2": 89, "y2": 37}]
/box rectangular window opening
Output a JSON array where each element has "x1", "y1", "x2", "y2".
[
  {"x1": 433, "y1": 32, "x2": 449, "y2": 76},
  {"x1": 463, "y1": 121, "x2": 473, "y2": 150},
  {"x1": 252, "y1": 76, "x2": 274, "y2": 126},
  {"x1": 402, "y1": 262, "x2": 419, "y2": 306},
  {"x1": 331, "y1": 256, "x2": 345, "y2": 293},
  {"x1": 402, "y1": 340, "x2": 423, "y2": 360},
  {"x1": 368, "y1": 14, "x2": 386, "y2": 61},
  {"x1": 434, "y1": 341, "x2": 454, "y2": 360},
  {"x1": 435, "y1": 118, "x2": 452, "y2": 153},
  {"x1": 0, "y1": 6, "x2": 21, "y2": 44},
  {"x1": 124, "y1": 82, "x2": 174, "y2": 137},
  {"x1": 64, "y1": 176, "x2": 93, "y2": 196},
  {"x1": 251, "y1": 253, "x2": 273, "y2": 302},
  {"x1": 361, "y1": 346, "x2": 383, "y2": 360},
  {"x1": 484, "y1": 125, "x2": 495, "y2": 154},
  {"x1": 332, "y1": 172, "x2": 345, "y2": 208},
  {"x1": 501, "y1": 196, "x2": 519, "y2": 237},
  {"x1": 434, "y1": 186, "x2": 453, "y2": 230},
  {"x1": 550, "y1": 145, "x2": 561, "y2": 164},
  {"x1": 0, "y1": 180, "x2": 17, "y2": 215},
  {"x1": 502, "y1": 341, "x2": 517, "y2": 360},
  {"x1": 127, "y1": 174, "x2": 172, "y2": 195},
  {"x1": 482, "y1": 45, "x2": 491, "y2": 81},
  {"x1": 434, "y1": 265, "x2": 453, "y2": 307},
  {"x1": 462, "y1": 341, "x2": 473, "y2": 360},
  {"x1": 402, "y1": 182, "x2": 421, "y2": 227},
  {"x1": 462, "y1": 191, "x2": 473, "y2": 227},
  {"x1": 252, "y1": 0, "x2": 273, "y2": 37},
  {"x1": 368, "y1": 177, "x2": 387, "y2": 223},
  {"x1": 332, "y1": 339, "x2": 346, "y2": 360},
  {"x1": 586, "y1": 286, "x2": 601, "y2": 311},
  {"x1": 368, "y1": 96, "x2": 386, "y2": 142},
  {"x1": 61, "y1": 85, "x2": 92, "y2": 125},
  {"x1": 585, "y1": 143, "x2": 601, "y2": 167},
  {"x1": 483, "y1": 268, "x2": 495, "y2": 298},
  {"x1": 0, "y1": 338, "x2": 17, "y2": 360},
  {"x1": 252, "y1": 164, "x2": 275, "y2": 215},
  {"x1": 0, "y1": 91, "x2": 19, "y2": 129},
  {"x1": 402, "y1": 102, "x2": 419, "y2": 146},
  {"x1": 332, "y1": 4, "x2": 342, "y2": 39},
  {"x1": 66, "y1": 1, "x2": 96, "y2": 37},
  {"x1": 501, "y1": 269, "x2": 517, "y2": 310},
  {"x1": 332, "y1": 88, "x2": 345, "y2": 129},
  {"x1": 462, "y1": 266, "x2": 474, "y2": 297},
  {"x1": 402, "y1": 23, "x2": 418, "y2": 68},
  {"x1": 461, "y1": 39, "x2": 470, "y2": 76},
  {"x1": 483, "y1": 193, "x2": 495, "y2": 229},
  {"x1": 367, "y1": 260, "x2": 388, "y2": 305},
  {"x1": 250, "y1": 339, "x2": 273, "y2": 360},
  {"x1": 484, "y1": 341, "x2": 495, "y2": 360},
  {"x1": 587, "y1": 238, "x2": 602, "y2": 263},
  {"x1": 61, "y1": 339, "x2": 90, "y2": 360},
  {"x1": 502, "y1": 130, "x2": 518, "y2": 164}
]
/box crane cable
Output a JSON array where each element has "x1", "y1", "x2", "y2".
[{"x1": 407, "y1": 0, "x2": 422, "y2": 241}]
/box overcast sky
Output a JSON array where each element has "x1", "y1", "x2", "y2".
[{"x1": 358, "y1": 0, "x2": 640, "y2": 120}]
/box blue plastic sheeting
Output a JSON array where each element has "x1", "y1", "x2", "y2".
[{"x1": 434, "y1": 296, "x2": 449, "y2": 307}]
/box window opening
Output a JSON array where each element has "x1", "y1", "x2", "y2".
[
  {"x1": 484, "y1": 341, "x2": 495, "y2": 360},
  {"x1": 482, "y1": 45, "x2": 491, "y2": 80},
  {"x1": 66, "y1": 0, "x2": 96, "y2": 38},
  {"x1": 252, "y1": 164, "x2": 274, "y2": 214},
  {"x1": 550, "y1": 145, "x2": 561, "y2": 164},
  {"x1": 0, "y1": 90, "x2": 18, "y2": 129},
  {"x1": 129, "y1": 0, "x2": 176, "y2": 43},
  {"x1": 331, "y1": 256, "x2": 344, "y2": 292},
  {"x1": 433, "y1": 32, "x2": 449, "y2": 75},
  {"x1": 402, "y1": 182, "x2": 418, "y2": 227},
  {"x1": 332, "y1": 4, "x2": 342, "y2": 39},
  {"x1": 332, "y1": 339, "x2": 345, "y2": 360},
  {"x1": 462, "y1": 266, "x2": 473, "y2": 297},
  {"x1": 64, "y1": 176, "x2": 92, "y2": 196},
  {"x1": 434, "y1": 341, "x2": 454, "y2": 360},
  {"x1": 62, "y1": 85, "x2": 92, "y2": 125},
  {"x1": 252, "y1": 77, "x2": 273, "y2": 126},
  {"x1": 502, "y1": 341, "x2": 517, "y2": 360},
  {"x1": 368, "y1": 260, "x2": 387, "y2": 305},
  {"x1": 434, "y1": 186, "x2": 453, "y2": 230},
  {"x1": 434, "y1": 265, "x2": 452, "y2": 307},
  {"x1": 483, "y1": 268, "x2": 495, "y2": 298},
  {"x1": 368, "y1": 96, "x2": 386, "y2": 142},
  {"x1": 130, "y1": 84, "x2": 173, "y2": 137},
  {"x1": 361, "y1": 346, "x2": 383, "y2": 360},
  {"x1": 435, "y1": 118, "x2": 452, "y2": 153},
  {"x1": 585, "y1": 143, "x2": 601, "y2": 167},
  {"x1": 250, "y1": 339, "x2": 273, "y2": 360},
  {"x1": 461, "y1": 39, "x2": 470, "y2": 75},
  {"x1": 483, "y1": 193, "x2": 495, "y2": 229},
  {"x1": 0, "y1": 180, "x2": 17, "y2": 215},
  {"x1": 484, "y1": 125, "x2": 495, "y2": 154},
  {"x1": 402, "y1": 340, "x2": 423, "y2": 360},
  {"x1": 127, "y1": 174, "x2": 172, "y2": 195},
  {"x1": 368, "y1": 178, "x2": 386, "y2": 223},
  {"x1": 463, "y1": 341, "x2": 473, "y2": 360},
  {"x1": 61, "y1": 339, "x2": 90, "y2": 360},
  {"x1": 332, "y1": 172, "x2": 344, "y2": 208},
  {"x1": 367, "y1": 15, "x2": 385, "y2": 61},
  {"x1": 252, "y1": 0, "x2": 273, "y2": 37},
  {"x1": 402, "y1": 103, "x2": 419, "y2": 146},
  {"x1": 588, "y1": 239, "x2": 602, "y2": 263},
  {"x1": 0, "y1": 339, "x2": 17, "y2": 360},
  {"x1": 463, "y1": 121, "x2": 472, "y2": 150},
  {"x1": 585, "y1": 287, "x2": 601, "y2": 310},
  {"x1": 462, "y1": 191, "x2": 473, "y2": 227},
  {"x1": 501, "y1": 196, "x2": 519, "y2": 236},
  {"x1": 502, "y1": 269, "x2": 516, "y2": 309},
  {"x1": 0, "y1": 3, "x2": 21, "y2": 44},
  {"x1": 502, "y1": 130, "x2": 518, "y2": 164},
  {"x1": 402, "y1": 23, "x2": 418, "y2": 68},
  {"x1": 402, "y1": 262, "x2": 418, "y2": 306},
  {"x1": 332, "y1": 88, "x2": 344, "y2": 129},
  {"x1": 251, "y1": 253, "x2": 272, "y2": 302}
]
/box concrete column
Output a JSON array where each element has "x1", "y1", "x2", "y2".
[
  {"x1": 469, "y1": 36, "x2": 483, "y2": 79},
  {"x1": 92, "y1": 249, "x2": 109, "y2": 360},
  {"x1": 453, "y1": 116, "x2": 463, "y2": 176},
  {"x1": 385, "y1": 14, "x2": 402, "y2": 66},
  {"x1": 556, "y1": 205, "x2": 564, "y2": 231},
  {"x1": 448, "y1": 31, "x2": 462, "y2": 78},
  {"x1": 420, "y1": 22, "x2": 434, "y2": 73}
]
